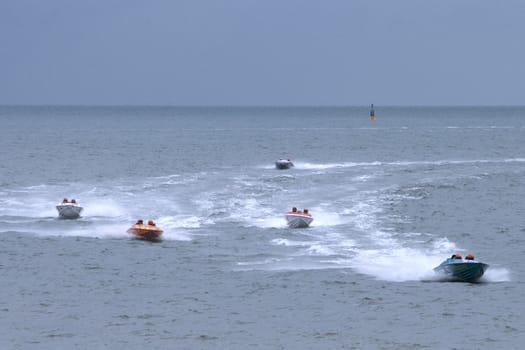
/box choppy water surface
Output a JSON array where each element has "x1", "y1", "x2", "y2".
[{"x1": 1, "y1": 106, "x2": 524, "y2": 349}]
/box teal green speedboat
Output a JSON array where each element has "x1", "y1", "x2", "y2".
[{"x1": 433, "y1": 253, "x2": 489, "y2": 282}]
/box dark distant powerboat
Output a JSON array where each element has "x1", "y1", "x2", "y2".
[
  {"x1": 285, "y1": 208, "x2": 313, "y2": 228},
  {"x1": 56, "y1": 198, "x2": 83, "y2": 219},
  {"x1": 127, "y1": 219, "x2": 163, "y2": 241},
  {"x1": 275, "y1": 158, "x2": 294, "y2": 169},
  {"x1": 370, "y1": 103, "x2": 376, "y2": 121},
  {"x1": 433, "y1": 253, "x2": 489, "y2": 282}
]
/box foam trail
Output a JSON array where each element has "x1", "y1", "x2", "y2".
[
  {"x1": 309, "y1": 211, "x2": 346, "y2": 227},
  {"x1": 306, "y1": 244, "x2": 336, "y2": 256},
  {"x1": 293, "y1": 161, "x2": 380, "y2": 170},
  {"x1": 156, "y1": 215, "x2": 205, "y2": 229},
  {"x1": 271, "y1": 238, "x2": 317, "y2": 247},
  {"x1": 263, "y1": 158, "x2": 525, "y2": 171},
  {"x1": 85, "y1": 223, "x2": 131, "y2": 239},
  {"x1": 160, "y1": 230, "x2": 193, "y2": 241},
  {"x1": 153, "y1": 216, "x2": 200, "y2": 241},
  {"x1": 350, "y1": 248, "x2": 450, "y2": 282},
  {"x1": 252, "y1": 216, "x2": 288, "y2": 228},
  {"x1": 30, "y1": 223, "x2": 130, "y2": 240},
  {"x1": 82, "y1": 200, "x2": 125, "y2": 217},
  {"x1": 482, "y1": 267, "x2": 511, "y2": 282}
]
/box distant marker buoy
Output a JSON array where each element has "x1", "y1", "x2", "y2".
[{"x1": 369, "y1": 104, "x2": 376, "y2": 121}]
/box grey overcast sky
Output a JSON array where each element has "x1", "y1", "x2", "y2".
[{"x1": 1, "y1": 0, "x2": 524, "y2": 106}]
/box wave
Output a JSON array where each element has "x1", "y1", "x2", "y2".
[
  {"x1": 239, "y1": 222, "x2": 509, "y2": 284},
  {"x1": 482, "y1": 267, "x2": 511, "y2": 282},
  {"x1": 0, "y1": 157, "x2": 515, "y2": 278},
  {"x1": 81, "y1": 200, "x2": 125, "y2": 217},
  {"x1": 259, "y1": 158, "x2": 525, "y2": 172}
]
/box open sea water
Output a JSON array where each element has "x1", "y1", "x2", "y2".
[{"x1": 1, "y1": 106, "x2": 524, "y2": 349}]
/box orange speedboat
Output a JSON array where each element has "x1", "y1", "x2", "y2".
[{"x1": 127, "y1": 219, "x2": 163, "y2": 241}]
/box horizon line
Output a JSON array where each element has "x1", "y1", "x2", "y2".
[{"x1": 1, "y1": 104, "x2": 524, "y2": 108}]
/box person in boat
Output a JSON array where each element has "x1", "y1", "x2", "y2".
[
  {"x1": 289, "y1": 207, "x2": 298, "y2": 214},
  {"x1": 465, "y1": 253, "x2": 475, "y2": 261},
  {"x1": 450, "y1": 253, "x2": 462, "y2": 260},
  {"x1": 136, "y1": 219, "x2": 144, "y2": 225},
  {"x1": 148, "y1": 220, "x2": 156, "y2": 226},
  {"x1": 71, "y1": 199, "x2": 77, "y2": 204},
  {"x1": 303, "y1": 208, "x2": 310, "y2": 216},
  {"x1": 62, "y1": 198, "x2": 69, "y2": 203}
]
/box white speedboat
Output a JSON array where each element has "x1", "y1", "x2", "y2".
[
  {"x1": 285, "y1": 208, "x2": 313, "y2": 228},
  {"x1": 275, "y1": 158, "x2": 294, "y2": 170},
  {"x1": 56, "y1": 198, "x2": 83, "y2": 219}
]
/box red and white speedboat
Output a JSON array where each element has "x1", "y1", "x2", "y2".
[
  {"x1": 285, "y1": 208, "x2": 314, "y2": 228},
  {"x1": 56, "y1": 198, "x2": 83, "y2": 219},
  {"x1": 127, "y1": 220, "x2": 163, "y2": 241}
]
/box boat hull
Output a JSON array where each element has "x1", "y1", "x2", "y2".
[
  {"x1": 127, "y1": 224, "x2": 163, "y2": 241},
  {"x1": 275, "y1": 160, "x2": 294, "y2": 169},
  {"x1": 285, "y1": 214, "x2": 313, "y2": 228},
  {"x1": 433, "y1": 259, "x2": 489, "y2": 282},
  {"x1": 56, "y1": 204, "x2": 83, "y2": 219}
]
